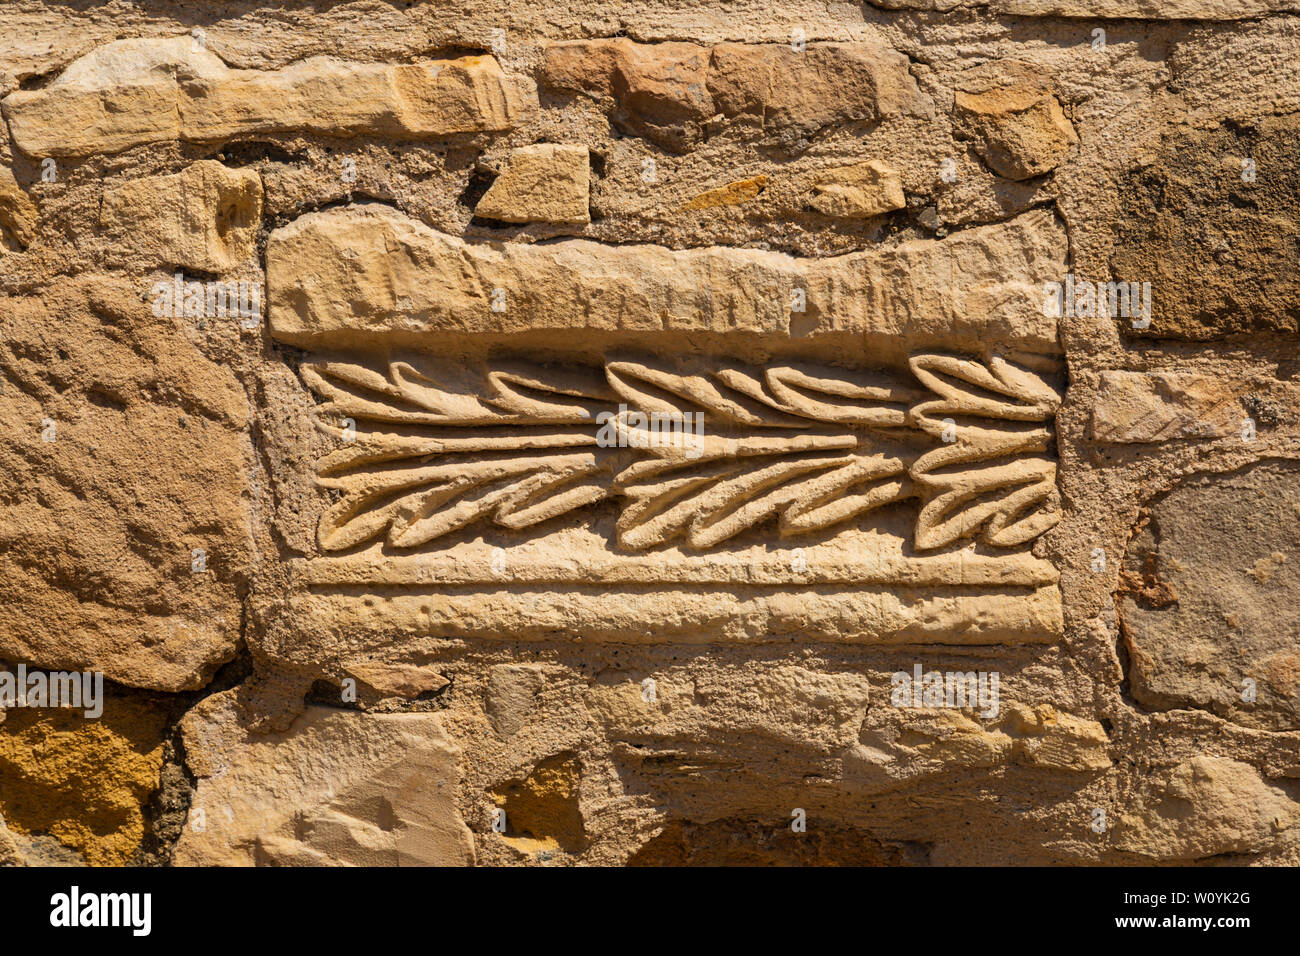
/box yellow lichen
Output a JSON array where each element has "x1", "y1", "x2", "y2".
[
  {"x1": 681, "y1": 175, "x2": 768, "y2": 211},
  {"x1": 0, "y1": 698, "x2": 168, "y2": 865}
]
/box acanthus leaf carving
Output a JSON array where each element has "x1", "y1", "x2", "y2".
[{"x1": 300, "y1": 350, "x2": 1063, "y2": 554}]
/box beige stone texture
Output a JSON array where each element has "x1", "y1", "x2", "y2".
[
  {"x1": 1091, "y1": 370, "x2": 1299, "y2": 443},
  {"x1": 1112, "y1": 114, "x2": 1300, "y2": 339},
  {"x1": 173, "y1": 690, "x2": 475, "y2": 866},
  {"x1": 954, "y1": 84, "x2": 1077, "y2": 181},
  {"x1": 475, "y1": 143, "x2": 590, "y2": 225},
  {"x1": 810, "y1": 161, "x2": 906, "y2": 218},
  {"x1": 1119, "y1": 461, "x2": 1300, "y2": 731},
  {"x1": 1112, "y1": 756, "x2": 1299, "y2": 860},
  {"x1": 99, "y1": 160, "x2": 262, "y2": 272},
  {"x1": 1, "y1": 0, "x2": 1299, "y2": 872},
  {"x1": 849, "y1": 702, "x2": 1111, "y2": 788},
  {"x1": 0, "y1": 275, "x2": 252, "y2": 692},
  {"x1": 681, "y1": 174, "x2": 768, "y2": 210},
  {"x1": 267, "y1": 203, "x2": 1065, "y2": 352},
  {"x1": 1, "y1": 38, "x2": 535, "y2": 158},
  {"x1": 875, "y1": 0, "x2": 1297, "y2": 13},
  {"x1": 0, "y1": 165, "x2": 37, "y2": 249},
  {"x1": 542, "y1": 39, "x2": 932, "y2": 152}
]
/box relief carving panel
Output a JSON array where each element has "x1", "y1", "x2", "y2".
[{"x1": 268, "y1": 206, "x2": 1067, "y2": 645}]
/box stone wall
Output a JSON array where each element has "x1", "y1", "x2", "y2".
[{"x1": 1, "y1": 0, "x2": 1298, "y2": 866}]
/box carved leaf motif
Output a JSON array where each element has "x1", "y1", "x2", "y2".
[
  {"x1": 301, "y1": 351, "x2": 1064, "y2": 553},
  {"x1": 907, "y1": 354, "x2": 1063, "y2": 550},
  {"x1": 304, "y1": 355, "x2": 616, "y2": 550},
  {"x1": 603, "y1": 357, "x2": 919, "y2": 549}
]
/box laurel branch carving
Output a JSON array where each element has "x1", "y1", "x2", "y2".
[{"x1": 302, "y1": 352, "x2": 1062, "y2": 552}]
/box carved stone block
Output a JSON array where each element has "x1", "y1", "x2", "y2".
[{"x1": 267, "y1": 206, "x2": 1067, "y2": 649}]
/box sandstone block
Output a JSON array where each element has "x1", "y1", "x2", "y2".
[
  {"x1": 0, "y1": 166, "x2": 38, "y2": 250},
  {"x1": 0, "y1": 276, "x2": 251, "y2": 692},
  {"x1": 486, "y1": 664, "x2": 548, "y2": 738},
  {"x1": 345, "y1": 661, "x2": 449, "y2": 699},
  {"x1": 1000, "y1": 0, "x2": 1295, "y2": 15},
  {"x1": 173, "y1": 691, "x2": 475, "y2": 866},
  {"x1": 1092, "y1": 371, "x2": 1244, "y2": 442},
  {"x1": 706, "y1": 43, "x2": 933, "y2": 143},
  {"x1": 954, "y1": 86, "x2": 1077, "y2": 181},
  {"x1": 1119, "y1": 461, "x2": 1300, "y2": 731},
  {"x1": 540, "y1": 39, "x2": 711, "y2": 152},
  {"x1": 263, "y1": 203, "x2": 1065, "y2": 653},
  {"x1": 474, "y1": 144, "x2": 590, "y2": 225},
  {"x1": 1113, "y1": 756, "x2": 1298, "y2": 860},
  {"x1": 809, "y1": 160, "x2": 906, "y2": 218},
  {"x1": 100, "y1": 160, "x2": 262, "y2": 272},
  {"x1": 1112, "y1": 115, "x2": 1300, "y2": 339},
  {"x1": 267, "y1": 203, "x2": 1064, "y2": 352},
  {"x1": 848, "y1": 702, "x2": 1109, "y2": 789},
  {"x1": 1, "y1": 37, "x2": 535, "y2": 158},
  {"x1": 680, "y1": 174, "x2": 768, "y2": 211},
  {"x1": 0, "y1": 698, "x2": 168, "y2": 866},
  {"x1": 875, "y1": 0, "x2": 1296, "y2": 15},
  {"x1": 541, "y1": 39, "x2": 931, "y2": 152},
  {"x1": 1091, "y1": 370, "x2": 1298, "y2": 443}
]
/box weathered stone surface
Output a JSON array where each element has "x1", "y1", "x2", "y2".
[
  {"x1": 706, "y1": 43, "x2": 933, "y2": 145},
  {"x1": 0, "y1": 276, "x2": 251, "y2": 692},
  {"x1": 345, "y1": 661, "x2": 449, "y2": 699},
  {"x1": 1119, "y1": 461, "x2": 1300, "y2": 731},
  {"x1": 100, "y1": 160, "x2": 262, "y2": 272},
  {"x1": 1, "y1": 38, "x2": 534, "y2": 158},
  {"x1": 541, "y1": 39, "x2": 711, "y2": 152},
  {"x1": 0, "y1": 697, "x2": 168, "y2": 866},
  {"x1": 486, "y1": 664, "x2": 548, "y2": 738},
  {"x1": 490, "y1": 753, "x2": 586, "y2": 853},
  {"x1": 173, "y1": 691, "x2": 475, "y2": 866},
  {"x1": 809, "y1": 160, "x2": 906, "y2": 218},
  {"x1": 630, "y1": 818, "x2": 905, "y2": 865},
  {"x1": 475, "y1": 144, "x2": 590, "y2": 225},
  {"x1": 1112, "y1": 114, "x2": 1300, "y2": 339},
  {"x1": 0, "y1": 166, "x2": 37, "y2": 250},
  {"x1": 588, "y1": 666, "x2": 872, "y2": 756},
  {"x1": 0, "y1": 813, "x2": 85, "y2": 867},
  {"x1": 872, "y1": 0, "x2": 1298, "y2": 14},
  {"x1": 4, "y1": 0, "x2": 1300, "y2": 871},
  {"x1": 267, "y1": 204, "x2": 1065, "y2": 352},
  {"x1": 1169, "y1": 20, "x2": 1300, "y2": 126},
  {"x1": 541, "y1": 39, "x2": 931, "y2": 152},
  {"x1": 1001, "y1": 0, "x2": 1297, "y2": 14},
  {"x1": 848, "y1": 703, "x2": 1110, "y2": 789},
  {"x1": 1113, "y1": 756, "x2": 1298, "y2": 860},
  {"x1": 954, "y1": 84, "x2": 1076, "y2": 181},
  {"x1": 1091, "y1": 370, "x2": 1252, "y2": 443}
]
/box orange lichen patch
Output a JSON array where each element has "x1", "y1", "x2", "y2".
[
  {"x1": 0, "y1": 698, "x2": 168, "y2": 866},
  {"x1": 680, "y1": 175, "x2": 768, "y2": 211}
]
